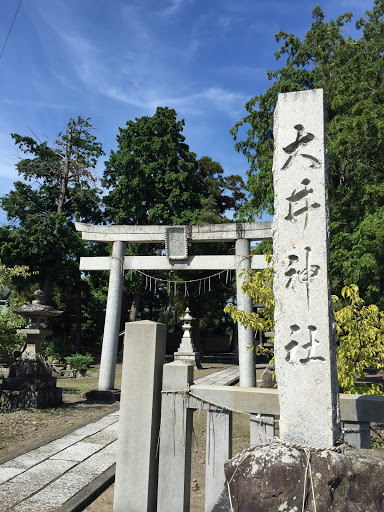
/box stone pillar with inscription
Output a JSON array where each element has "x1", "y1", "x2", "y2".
[{"x1": 272, "y1": 89, "x2": 340, "y2": 448}]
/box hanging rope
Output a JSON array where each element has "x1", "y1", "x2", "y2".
[
  {"x1": 128, "y1": 257, "x2": 246, "y2": 293},
  {"x1": 110, "y1": 254, "x2": 252, "y2": 295}
]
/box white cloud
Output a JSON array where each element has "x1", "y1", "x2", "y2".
[
  {"x1": 201, "y1": 88, "x2": 247, "y2": 118},
  {"x1": 159, "y1": 0, "x2": 185, "y2": 17},
  {"x1": 35, "y1": 9, "x2": 246, "y2": 121},
  {"x1": 99, "y1": 85, "x2": 247, "y2": 120},
  {"x1": 218, "y1": 16, "x2": 231, "y2": 29}
]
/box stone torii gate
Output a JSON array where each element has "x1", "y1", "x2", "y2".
[{"x1": 75, "y1": 221, "x2": 272, "y2": 391}]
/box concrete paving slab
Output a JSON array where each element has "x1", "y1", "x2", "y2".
[
  {"x1": 72, "y1": 415, "x2": 117, "y2": 438},
  {"x1": 0, "y1": 467, "x2": 24, "y2": 484},
  {"x1": 11, "y1": 459, "x2": 77, "y2": 485},
  {"x1": 76, "y1": 442, "x2": 117, "y2": 474},
  {"x1": 38, "y1": 433, "x2": 91, "y2": 450},
  {"x1": 1, "y1": 450, "x2": 50, "y2": 469},
  {"x1": 85, "y1": 423, "x2": 118, "y2": 444},
  {"x1": 49, "y1": 441, "x2": 105, "y2": 462},
  {"x1": 58, "y1": 465, "x2": 115, "y2": 512},
  {"x1": 0, "y1": 482, "x2": 40, "y2": 512},
  {"x1": 11, "y1": 500, "x2": 58, "y2": 512},
  {"x1": 28, "y1": 469, "x2": 98, "y2": 506}
]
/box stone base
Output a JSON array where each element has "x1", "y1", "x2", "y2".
[
  {"x1": 225, "y1": 442, "x2": 384, "y2": 511},
  {"x1": 0, "y1": 388, "x2": 62, "y2": 410},
  {"x1": 0, "y1": 358, "x2": 63, "y2": 409},
  {"x1": 173, "y1": 352, "x2": 202, "y2": 369},
  {"x1": 81, "y1": 389, "x2": 121, "y2": 402}
]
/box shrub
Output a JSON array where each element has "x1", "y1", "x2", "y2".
[{"x1": 64, "y1": 353, "x2": 94, "y2": 372}]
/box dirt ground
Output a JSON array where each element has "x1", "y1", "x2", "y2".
[
  {"x1": 0, "y1": 382, "x2": 118, "y2": 460},
  {"x1": 1, "y1": 363, "x2": 250, "y2": 511}
]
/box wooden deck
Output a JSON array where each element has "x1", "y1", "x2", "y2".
[{"x1": 194, "y1": 365, "x2": 239, "y2": 386}]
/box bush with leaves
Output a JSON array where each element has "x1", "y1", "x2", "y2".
[
  {"x1": 225, "y1": 257, "x2": 384, "y2": 394},
  {"x1": 224, "y1": 253, "x2": 274, "y2": 357},
  {"x1": 64, "y1": 353, "x2": 94, "y2": 373},
  {"x1": 333, "y1": 285, "x2": 384, "y2": 395}
]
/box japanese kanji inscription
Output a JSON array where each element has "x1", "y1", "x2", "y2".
[{"x1": 272, "y1": 89, "x2": 341, "y2": 448}]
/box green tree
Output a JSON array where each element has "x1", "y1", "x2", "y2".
[
  {"x1": 333, "y1": 285, "x2": 384, "y2": 395},
  {"x1": 0, "y1": 117, "x2": 105, "y2": 350},
  {"x1": 196, "y1": 156, "x2": 245, "y2": 224},
  {"x1": 231, "y1": 1, "x2": 384, "y2": 306},
  {"x1": 0, "y1": 264, "x2": 34, "y2": 355},
  {"x1": 103, "y1": 107, "x2": 203, "y2": 226},
  {"x1": 102, "y1": 107, "x2": 245, "y2": 329}
]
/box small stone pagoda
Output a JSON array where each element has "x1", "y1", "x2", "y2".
[
  {"x1": 174, "y1": 307, "x2": 201, "y2": 368},
  {"x1": 0, "y1": 290, "x2": 63, "y2": 409}
]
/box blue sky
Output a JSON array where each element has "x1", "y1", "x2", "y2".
[{"x1": 0, "y1": 0, "x2": 373, "y2": 224}]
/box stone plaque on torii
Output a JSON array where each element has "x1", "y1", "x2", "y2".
[{"x1": 75, "y1": 221, "x2": 272, "y2": 392}]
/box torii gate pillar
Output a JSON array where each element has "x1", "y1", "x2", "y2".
[
  {"x1": 98, "y1": 241, "x2": 127, "y2": 391},
  {"x1": 236, "y1": 238, "x2": 256, "y2": 387}
]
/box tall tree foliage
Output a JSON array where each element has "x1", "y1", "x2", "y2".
[
  {"x1": 0, "y1": 117, "x2": 104, "y2": 349},
  {"x1": 102, "y1": 107, "x2": 245, "y2": 329},
  {"x1": 232, "y1": 1, "x2": 384, "y2": 306},
  {"x1": 103, "y1": 107, "x2": 203, "y2": 226}
]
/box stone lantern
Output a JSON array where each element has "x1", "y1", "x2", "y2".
[
  {"x1": 12, "y1": 289, "x2": 63, "y2": 360},
  {"x1": 173, "y1": 307, "x2": 201, "y2": 368},
  {"x1": 0, "y1": 290, "x2": 63, "y2": 409}
]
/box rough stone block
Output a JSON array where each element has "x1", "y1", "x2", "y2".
[{"x1": 225, "y1": 443, "x2": 384, "y2": 511}]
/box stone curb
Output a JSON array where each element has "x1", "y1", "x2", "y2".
[
  {"x1": 0, "y1": 404, "x2": 119, "y2": 465},
  {"x1": 58, "y1": 464, "x2": 115, "y2": 512}
]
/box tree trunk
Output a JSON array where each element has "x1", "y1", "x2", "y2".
[
  {"x1": 129, "y1": 276, "x2": 145, "y2": 322},
  {"x1": 158, "y1": 286, "x2": 175, "y2": 326},
  {"x1": 57, "y1": 126, "x2": 72, "y2": 213},
  {"x1": 42, "y1": 274, "x2": 52, "y2": 305}
]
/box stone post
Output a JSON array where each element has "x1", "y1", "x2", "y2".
[
  {"x1": 98, "y1": 241, "x2": 127, "y2": 391},
  {"x1": 205, "y1": 408, "x2": 232, "y2": 511},
  {"x1": 272, "y1": 89, "x2": 340, "y2": 447},
  {"x1": 157, "y1": 361, "x2": 194, "y2": 512},
  {"x1": 113, "y1": 321, "x2": 166, "y2": 512},
  {"x1": 236, "y1": 238, "x2": 256, "y2": 387}
]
